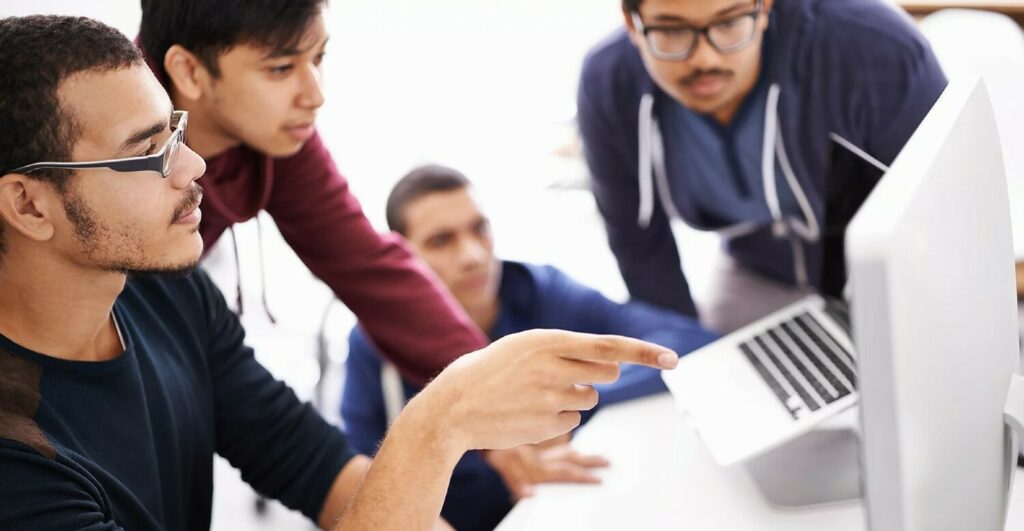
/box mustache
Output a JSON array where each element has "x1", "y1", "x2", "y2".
[
  {"x1": 170, "y1": 184, "x2": 204, "y2": 224},
  {"x1": 679, "y1": 68, "x2": 734, "y2": 86}
]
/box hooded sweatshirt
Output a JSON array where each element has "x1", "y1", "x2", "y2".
[
  {"x1": 144, "y1": 54, "x2": 488, "y2": 386},
  {"x1": 578, "y1": 0, "x2": 947, "y2": 318}
]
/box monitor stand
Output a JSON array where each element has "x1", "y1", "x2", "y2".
[{"x1": 744, "y1": 427, "x2": 862, "y2": 509}]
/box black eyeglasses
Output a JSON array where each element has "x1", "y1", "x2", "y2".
[
  {"x1": 631, "y1": 1, "x2": 763, "y2": 61},
  {"x1": 9, "y1": 111, "x2": 189, "y2": 178}
]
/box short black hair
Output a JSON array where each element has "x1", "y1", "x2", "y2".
[
  {"x1": 623, "y1": 0, "x2": 642, "y2": 12},
  {"x1": 139, "y1": 0, "x2": 327, "y2": 79},
  {"x1": 0, "y1": 15, "x2": 143, "y2": 259},
  {"x1": 386, "y1": 164, "x2": 471, "y2": 235}
]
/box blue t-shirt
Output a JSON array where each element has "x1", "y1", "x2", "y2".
[
  {"x1": 341, "y1": 260, "x2": 718, "y2": 531},
  {"x1": 0, "y1": 270, "x2": 355, "y2": 530}
]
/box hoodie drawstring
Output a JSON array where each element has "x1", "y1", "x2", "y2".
[
  {"x1": 226, "y1": 219, "x2": 277, "y2": 324},
  {"x1": 636, "y1": 83, "x2": 824, "y2": 287},
  {"x1": 638, "y1": 94, "x2": 656, "y2": 228},
  {"x1": 255, "y1": 216, "x2": 277, "y2": 325}
]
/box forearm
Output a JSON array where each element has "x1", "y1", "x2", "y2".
[{"x1": 332, "y1": 393, "x2": 465, "y2": 531}]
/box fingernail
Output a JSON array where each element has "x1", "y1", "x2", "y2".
[{"x1": 658, "y1": 351, "x2": 678, "y2": 369}]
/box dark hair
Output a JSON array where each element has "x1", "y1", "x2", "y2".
[
  {"x1": 0, "y1": 15, "x2": 143, "y2": 259},
  {"x1": 623, "y1": 0, "x2": 642, "y2": 12},
  {"x1": 139, "y1": 0, "x2": 327, "y2": 79},
  {"x1": 386, "y1": 164, "x2": 471, "y2": 235}
]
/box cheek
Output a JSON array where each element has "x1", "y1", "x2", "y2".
[{"x1": 217, "y1": 80, "x2": 288, "y2": 133}]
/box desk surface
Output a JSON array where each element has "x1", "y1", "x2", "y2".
[
  {"x1": 499, "y1": 366, "x2": 1024, "y2": 530},
  {"x1": 898, "y1": 1, "x2": 1024, "y2": 15}
]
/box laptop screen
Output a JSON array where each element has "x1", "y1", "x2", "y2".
[{"x1": 819, "y1": 138, "x2": 887, "y2": 300}]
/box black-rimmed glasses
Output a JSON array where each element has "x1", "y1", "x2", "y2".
[
  {"x1": 9, "y1": 111, "x2": 189, "y2": 178},
  {"x1": 631, "y1": 1, "x2": 763, "y2": 61}
]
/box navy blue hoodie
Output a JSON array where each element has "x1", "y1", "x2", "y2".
[{"x1": 578, "y1": 0, "x2": 947, "y2": 317}]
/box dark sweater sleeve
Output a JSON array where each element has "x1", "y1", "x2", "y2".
[
  {"x1": 265, "y1": 132, "x2": 488, "y2": 385},
  {"x1": 533, "y1": 265, "x2": 718, "y2": 404},
  {"x1": 194, "y1": 270, "x2": 356, "y2": 523},
  {"x1": 340, "y1": 326, "x2": 389, "y2": 456},
  {"x1": 578, "y1": 45, "x2": 698, "y2": 318},
  {"x1": 0, "y1": 442, "x2": 123, "y2": 531}
]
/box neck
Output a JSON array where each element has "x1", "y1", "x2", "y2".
[
  {"x1": 0, "y1": 249, "x2": 126, "y2": 362},
  {"x1": 170, "y1": 87, "x2": 239, "y2": 159},
  {"x1": 464, "y1": 297, "x2": 500, "y2": 335}
]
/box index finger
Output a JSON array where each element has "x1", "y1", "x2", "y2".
[{"x1": 556, "y1": 333, "x2": 678, "y2": 369}]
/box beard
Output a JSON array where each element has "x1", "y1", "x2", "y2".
[{"x1": 62, "y1": 187, "x2": 202, "y2": 277}]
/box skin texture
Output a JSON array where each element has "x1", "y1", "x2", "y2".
[
  {"x1": 0, "y1": 65, "x2": 680, "y2": 531},
  {"x1": 624, "y1": 0, "x2": 774, "y2": 124},
  {"x1": 163, "y1": 15, "x2": 328, "y2": 159},
  {"x1": 0, "y1": 65, "x2": 206, "y2": 364}
]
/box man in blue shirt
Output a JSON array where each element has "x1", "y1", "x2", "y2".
[
  {"x1": 342, "y1": 164, "x2": 718, "y2": 530},
  {"x1": 579, "y1": 0, "x2": 947, "y2": 333},
  {"x1": 0, "y1": 16, "x2": 680, "y2": 530}
]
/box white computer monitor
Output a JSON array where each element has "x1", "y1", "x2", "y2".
[{"x1": 847, "y1": 78, "x2": 1022, "y2": 530}]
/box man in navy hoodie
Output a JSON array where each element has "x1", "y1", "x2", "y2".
[
  {"x1": 341, "y1": 165, "x2": 718, "y2": 531},
  {"x1": 579, "y1": 0, "x2": 947, "y2": 333}
]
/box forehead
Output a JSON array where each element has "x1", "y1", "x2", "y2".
[
  {"x1": 639, "y1": 0, "x2": 753, "y2": 20},
  {"x1": 404, "y1": 188, "x2": 485, "y2": 235},
  {"x1": 56, "y1": 65, "x2": 171, "y2": 157}
]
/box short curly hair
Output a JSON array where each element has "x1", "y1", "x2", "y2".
[{"x1": 0, "y1": 15, "x2": 143, "y2": 259}]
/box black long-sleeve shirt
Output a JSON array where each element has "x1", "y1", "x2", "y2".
[{"x1": 0, "y1": 269, "x2": 355, "y2": 529}]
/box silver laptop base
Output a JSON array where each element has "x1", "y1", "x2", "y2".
[{"x1": 744, "y1": 428, "x2": 862, "y2": 508}]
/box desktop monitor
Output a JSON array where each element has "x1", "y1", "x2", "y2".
[{"x1": 847, "y1": 78, "x2": 1022, "y2": 530}]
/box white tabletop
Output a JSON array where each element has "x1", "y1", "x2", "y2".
[{"x1": 497, "y1": 393, "x2": 1024, "y2": 530}]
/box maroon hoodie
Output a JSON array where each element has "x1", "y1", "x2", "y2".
[{"x1": 145, "y1": 54, "x2": 487, "y2": 386}]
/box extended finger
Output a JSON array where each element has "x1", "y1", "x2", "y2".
[
  {"x1": 539, "y1": 460, "x2": 603, "y2": 484},
  {"x1": 554, "y1": 333, "x2": 678, "y2": 369}
]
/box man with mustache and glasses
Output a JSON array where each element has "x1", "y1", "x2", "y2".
[
  {"x1": 579, "y1": 0, "x2": 947, "y2": 333},
  {"x1": 0, "y1": 15, "x2": 680, "y2": 531}
]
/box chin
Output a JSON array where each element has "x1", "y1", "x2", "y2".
[{"x1": 262, "y1": 137, "x2": 307, "y2": 158}]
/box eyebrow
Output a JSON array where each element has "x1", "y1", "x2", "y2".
[
  {"x1": 650, "y1": 2, "x2": 752, "y2": 24},
  {"x1": 119, "y1": 108, "x2": 173, "y2": 153},
  {"x1": 263, "y1": 35, "x2": 330, "y2": 60}
]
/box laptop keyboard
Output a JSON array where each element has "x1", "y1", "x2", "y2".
[{"x1": 739, "y1": 311, "x2": 857, "y2": 420}]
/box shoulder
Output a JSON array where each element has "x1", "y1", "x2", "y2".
[
  {"x1": 579, "y1": 28, "x2": 649, "y2": 123},
  {"x1": 801, "y1": 0, "x2": 933, "y2": 60}
]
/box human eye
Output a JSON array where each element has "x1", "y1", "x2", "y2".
[{"x1": 267, "y1": 63, "x2": 295, "y2": 77}]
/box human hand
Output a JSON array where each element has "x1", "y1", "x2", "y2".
[
  {"x1": 483, "y1": 442, "x2": 610, "y2": 500},
  {"x1": 414, "y1": 329, "x2": 677, "y2": 454}
]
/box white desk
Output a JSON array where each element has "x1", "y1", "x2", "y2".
[{"x1": 497, "y1": 393, "x2": 1024, "y2": 530}]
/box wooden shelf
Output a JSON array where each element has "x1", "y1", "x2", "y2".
[{"x1": 898, "y1": 1, "x2": 1024, "y2": 16}]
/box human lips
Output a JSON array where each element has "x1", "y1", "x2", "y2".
[{"x1": 284, "y1": 122, "x2": 316, "y2": 141}]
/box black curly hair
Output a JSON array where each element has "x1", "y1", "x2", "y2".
[{"x1": 0, "y1": 15, "x2": 143, "y2": 259}]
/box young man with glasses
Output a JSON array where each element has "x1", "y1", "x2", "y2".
[
  {"x1": 579, "y1": 0, "x2": 947, "y2": 333},
  {"x1": 0, "y1": 15, "x2": 679, "y2": 530}
]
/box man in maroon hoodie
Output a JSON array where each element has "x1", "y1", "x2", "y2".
[
  {"x1": 137, "y1": 0, "x2": 487, "y2": 386},
  {"x1": 135, "y1": 0, "x2": 610, "y2": 500}
]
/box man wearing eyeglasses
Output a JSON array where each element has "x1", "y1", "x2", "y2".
[
  {"x1": 0, "y1": 15, "x2": 681, "y2": 531},
  {"x1": 579, "y1": 0, "x2": 947, "y2": 333}
]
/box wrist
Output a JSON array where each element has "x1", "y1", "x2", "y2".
[{"x1": 394, "y1": 383, "x2": 468, "y2": 465}]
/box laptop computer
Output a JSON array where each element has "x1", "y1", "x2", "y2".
[{"x1": 661, "y1": 138, "x2": 885, "y2": 466}]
